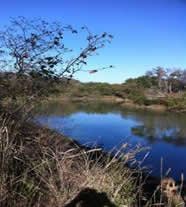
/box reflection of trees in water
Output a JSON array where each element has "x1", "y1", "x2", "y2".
[
  {"x1": 36, "y1": 101, "x2": 121, "y2": 116},
  {"x1": 132, "y1": 124, "x2": 186, "y2": 145},
  {"x1": 37, "y1": 101, "x2": 186, "y2": 145},
  {"x1": 130, "y1": 111, "x2": 186, "y2": 146},
  {"x1": 119, "y1": 109, "x2": 186, "y2": 145}
]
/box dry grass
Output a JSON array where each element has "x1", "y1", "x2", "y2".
[
  {"x1": 0, "y1": 112, "x2": 185, "y2": 207},
  {"x1": 0, "y1": 112, "x2": 143, "y2": 207},
  {"x1": 34, "y1": 145, "x2": 143, "y2": 207}
]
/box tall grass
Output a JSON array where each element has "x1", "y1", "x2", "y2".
[
  {"x1": 0, "y1": 112, "x2": 143, "y2": 207},
  {"x1": 0, "y1": 111, "x2": 185, "y2": 207}
]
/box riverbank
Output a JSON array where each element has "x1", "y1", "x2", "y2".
[
  {"x1": 46, "y1": 95, "x2": 168, "y2": 112},
  {"x1": 0, "y1": 111, "x2": 142, "y2": 207},
  {"x1": 48, "y1": 78, "x2": 186, "y2": 113},
  {"x1": 1, "y1": 109, "x2": 186, "y2": 207}
]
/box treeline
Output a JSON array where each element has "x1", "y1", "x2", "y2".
[
  {"x1": 0, "y1": 17, "x2": 113, "y2": 109},
  {"x1": 64, "y1": 67, "x2": 186, "y2": 99},
  {"x1": 125, "y1": 67, "x2": 186, "y2": 92},
  {"x1": 0, "y1": 17, "x2": 185, "y2": 112},
  {"x1": 146, "y1": 67, "x2": 186, "y2": 93},
  {"x1": 58, "y1": 67, "x2": 186, "y2": 111}
]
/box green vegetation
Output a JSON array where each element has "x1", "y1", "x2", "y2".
[
  {"x1": 0, "y1": 17, "x2": 113, "y2": 108},
  {"x1": 54, "y1": 68, "x2": 186, "y2": 112},
  {"x1": 166, "y1": 93, "x2": 186, "y2": 112},
  {"x1": 0, "y1": 17, "x2": 142, "y2": 207},
  {"x1": 0, "y1": 17, "x2": 185, "y2": 207}
]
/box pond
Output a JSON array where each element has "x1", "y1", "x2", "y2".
[{"x1": 36, "y1": 101, "x2": 186, "y2": 180}]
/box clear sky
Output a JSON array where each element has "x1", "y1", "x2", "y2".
[{"x1": 0, "y1": 0, "x2": 185, "y2": 83}]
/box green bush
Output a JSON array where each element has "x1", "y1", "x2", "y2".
[
  {"x1": 166, "y1": 94, "x2": 186, "y2": 111},
  {"x1": 125, "y1": 76, "x2": 158, "y2": 89}
]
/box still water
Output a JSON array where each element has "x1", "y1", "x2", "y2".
[{"x1": 36, "y1": 101, "x2": 186, "y2": 180}]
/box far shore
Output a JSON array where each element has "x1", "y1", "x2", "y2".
[{"x1": 46, "y1": 95, "x2": 168, "y2": 112}]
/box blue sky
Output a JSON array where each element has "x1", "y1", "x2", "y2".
[{"x1": 0, "y1": 0, "x2": 185, "y2": 83}]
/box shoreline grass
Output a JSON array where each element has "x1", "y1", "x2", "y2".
[
  {"x1": 0, "y1": 111, "x2": 142, "y2": 207},
  {"x1": 0, "y1": 110, "x2": 185, "y2": 207}
]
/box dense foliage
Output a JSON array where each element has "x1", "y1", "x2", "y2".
[{"x1": 57, "y1": 69, "x2": 186, "y2": 109}]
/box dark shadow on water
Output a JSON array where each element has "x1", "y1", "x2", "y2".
[{"x1": 64, "y1": 188, "x2": 116, "y2": 207}]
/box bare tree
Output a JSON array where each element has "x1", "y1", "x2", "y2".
[
  {"x1": 0, "y1": 17, "x2": 113, "y2": 99},
  {"x1": 165, "y1": 68, "x2": 183, "y2": 93},
  {"x1": 146, "y1": 66, "x2": 166, "y2": 91},
  {"x1": 180, "y1": 69, "x2": 186, "y2": 87},
  {"x1": 146, "y1": 67, "x2": 186, "y2": 93}
]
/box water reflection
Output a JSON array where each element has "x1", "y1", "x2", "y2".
[
  {"x1": 36, "y1": 101, "x2": 121, "y2": 115},
  {"x1": 36, "y1": 101, "x2": 186, "y2": 146},
  {"x1": 132, "y1": 125, "x2": 186, "y2": 145},
  {"x1": 36, "y1": 101, "x2": 186, "y2": 179}
]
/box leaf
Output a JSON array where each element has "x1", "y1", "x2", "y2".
[
  {"x1": 102, "y1": 32, "x2": 107, "y2": 38},
  {"x1": 72, "y1": 30, "x2": 78, "y2": 34},
  {"x1": 89, "y1": 69, "x2": 98, "y2": 74},
  {"x1": 80, "y1": 60, "x2": 87, "y2": 65},
  {"x1": 23, "y1": 53, "x2": 29, "y2": 58},
  {"x1": 41, "y1": 65, "x2": 46, "y2": 69},
  {"x1": 109, "y1": 34, "x2": 114, "y2": 39}
]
